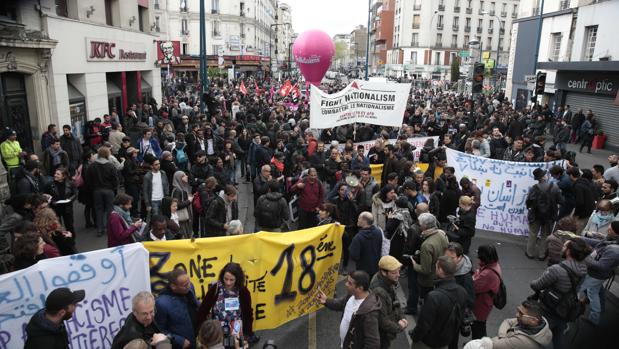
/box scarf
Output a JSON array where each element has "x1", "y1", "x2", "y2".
[
  {"x1": 172, "y1": 171, "x2": 191, "y2": 197},
  {"x1": 113, "y1": 205, "x2": 133, "y2": 226},
  {"x1": 591, "y1": 211, "x2": 615, "y2": 231},
  {"x1": 48, "y1": 148, "x2": 63, "y2": 166}
]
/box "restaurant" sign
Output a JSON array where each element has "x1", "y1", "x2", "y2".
[{"x1": 86, "y1": 38, "x2": 147, "y2": 62}]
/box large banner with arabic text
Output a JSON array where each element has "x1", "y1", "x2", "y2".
[
  {"x1": 0, "y1": 244, "x2": 150, "y2": 349},
  {"x1": 446, "y1": 149, "x2": 564, "y2": 235},
  {"x1": 144, "y1": 224, "x2": 344, "y2": 331}
]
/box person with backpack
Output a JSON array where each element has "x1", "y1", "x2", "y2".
[
  {"x1": 568, "y1": 167, "x2": 597, "y2": 235},
  {"x1": 172, "y1": 132, "x2": 189, "y2": 171},
  {"x1": 525, "y1": 168, "x2": 563, "y2": 261},
  {"x1": 530, "y1": 237, "x2": 590, "y2": 349},
  {"x1": 254, "y1": 180, "x2": 289, "y2": 232},
  {"x1": 472, "y1": 244, "x2": 503, "y2": 340},
  {"x1": 410, "y1": 255, "x2": 469, "y2": 349}
]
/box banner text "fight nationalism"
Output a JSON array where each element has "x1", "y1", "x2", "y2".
[{"x1": 320, "y1": 92, "x2": 396, "y2": 107}]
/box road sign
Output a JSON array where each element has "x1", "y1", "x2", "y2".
[
  {"x1": 482, "y1": 51, "x2": 491, "y2": 59},
  {"x1": 524, "y1": 75, "x2": 536, "y2": 83},
  {"x1": 459, "y1": 50, "x2": 470, "y2": 58}
]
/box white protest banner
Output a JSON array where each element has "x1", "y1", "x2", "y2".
[
  {"x1": 445, "y1": 149, "x2": 564, "y2": 236},
  {"x1": 310, "y1": 80, "x2": 411, "y2": 128},
  {"x1": 336, "y1": 136, "x2": 439, "y2": 161},
  {"x1": 0, "y1": 243, "x2": 150, "y2": 349}
]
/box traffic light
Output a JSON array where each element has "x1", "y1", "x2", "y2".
[
  {"x1": 535, "y1": 72, "x2": 547, "y2": 96},
  {"x1": 472, "y1": 63, "x2": 485, "y2": 94}
]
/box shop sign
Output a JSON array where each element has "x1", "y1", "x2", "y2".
[
  {"x1": 556, "y1": 72, "x2": 619, "y2": 96},
  {"x1": 157, "y1": 41, "x2": 181, "y2": 64},
  {"x1": 87, "y1": 38, "x2": 147, "y2": 62}
]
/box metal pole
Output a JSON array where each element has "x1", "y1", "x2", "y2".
[
  {"x1": 495, "y1": 15, "x2": 501, "y2": 90},
  {"x1": 365, "y1": 0, "x2": 371, "y2": 80},
  {"x1": 269, "y1": 25, "x2": 273, "y2": 78},
  {"x1": 199, "y1": 0, "x2": 207, "y2": 111},
  {"x1": 532, "y1": 0, "x2": 545, "y2": 76}
]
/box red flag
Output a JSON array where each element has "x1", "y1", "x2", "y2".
[
  {"x1": 239, "y1": 81, "x2": 247, "y2": 95},
  {"x1": 279, "y1": 80, "x2": 293, "y2": 97},
  {"x1": 289, "y1": 84, "x2": 301, "y2": 104},
  {"x1": 254, "y1": 80, "x2": 261, "y2": 96}
]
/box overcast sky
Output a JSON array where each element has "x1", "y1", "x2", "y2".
[{"x1": 283, "y1": 0, "x2": 369, "y2": 37}]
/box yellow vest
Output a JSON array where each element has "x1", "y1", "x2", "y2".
[{"x1": 0, "y1": 139, "x2": 22, "y2": 168}]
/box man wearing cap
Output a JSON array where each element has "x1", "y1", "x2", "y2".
[
  {"x1": 0, "y1": 128, "x2": 24, "y2": 181},
  {"x1": 370, "y1": 255, "x2": 408, "y2": 348},
  {"x1": 24, "y1": 287, "x2": 85, "y2": 349},
  {"x1": 525, "y1": 168, "x2": 562, "y2": 260}
]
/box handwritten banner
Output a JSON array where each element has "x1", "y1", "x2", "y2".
[
  {"x1": 144, "y1": 224, "x2": 344, "y2": 331},
  {"x1": 342, "y1": 136, "x2": 439, "y2": 162},
  {"x1": 445, "y1": 149, "x2": 564, "y2": 236},
  {"x1": 0, "y1": 243, "x2": 150, "y2": 349},
  {"x1": 310, "y1": 81, "x2": 411, "y2": 128}
]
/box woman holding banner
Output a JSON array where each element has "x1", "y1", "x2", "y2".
[{"x1": 197, "y1": 262, "x2": 259, "y2": 345}]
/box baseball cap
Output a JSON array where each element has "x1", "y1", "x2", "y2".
[
  {"x1": 45, "y1": 288, "x2": 85, "y2": 312},
  {"x1": 378, "y1": 255, "x2": 402, "y2": 272}
]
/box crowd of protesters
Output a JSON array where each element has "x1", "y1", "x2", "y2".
[{"x1": 1, "y1": 74, "x2": 618, "y2": 349}]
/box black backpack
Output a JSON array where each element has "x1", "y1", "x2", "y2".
[
  {"x1": 487, "y1": 268, "x2": 507, "y2": 309},
  {"x1": 540, "y1": 264, "x2": 583, "y2": 321},
  {"x1": 435, "y1": 288, "x2": 465, "y2": 346},
  {"x1": 256, "y1": 196, "x2": 280, "y2": 227},
  {"x1": 533, "y1": 184, "x2": 556, "y2": 220}
]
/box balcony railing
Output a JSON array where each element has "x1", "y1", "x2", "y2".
[
  {"x1": 413, "y1": 24, "x2": 420, "y2": 29},
  {"x1": 413, "y1": 4, "x2": 421, "y2": 10},
  {"x1": 501, "y1": 11, "x2": 507, "y2": 17},
  {"x1": 476, "y1": 27, "x2": 482, "y2": 33},
  {"x1": 437, "y1": 24, "x2": 444, "y2": 30},
  {"x1": 500, "y1": 28, "x2": 505, "y2": 34},
  {"x1": 212, "y1": 31, "x2": 220, "y2": 36},
  {"x1": 451, "y1": 43, "x2": 458, "y2": 48},
  {"x1": 411, "y1": 40, "x2": 419, "y2": 46},
  {"x1": 438, "y1": 4, "x2": 445, "y2": 11},
  {"x1": 453, "y1": 25, "x2": 459, "y2": 31},
  {"x1": 466, "y1": 8, "x2": 472, "y2": 14},
  {"x1": 478, "y1": 9, "x2": 485, "y2": 14},
  {"x1": 240, "y1": 11, "x2": 245, "y2": 17},
  {"x1": 488, "y1": 28, "x2": 493, "y2": 34},
  {"x1": 454, "y1": 6, "x2": 460, "y2": 13},
  {"x1": 180, "y1": 6, "x2": 188, "y2": 12},
  {"x1": 511, "y1": 12, "x2": 517, "y2": 18},
  {"x1": 435, "y1": 42, "x2": 443, "y2": 48},
  {"x1": 181, "y1": 30, "x2": 189, "y2": 35},
  {"x1": 489, "y1": 10, "x2": 495, "y2": 15},
  {"x1": 464, "y1": 26, "x2": 471, "y2": 32},
  {"x1": 211, "y1": 9, "x2": 218, "y2": 14}
]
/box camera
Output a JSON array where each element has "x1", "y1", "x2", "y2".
[{"x1": 222, "y1": 323, "x2": 244, "y2": 349}]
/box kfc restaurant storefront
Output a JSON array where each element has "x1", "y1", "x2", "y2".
[{"x1": 47, "y1": 17, "x2": 161, "y2": 140}]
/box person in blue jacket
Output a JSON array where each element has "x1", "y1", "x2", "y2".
[
  {"x1": 155, "y1": 268, "x2": 200, "y2": 349},
  {"x1": 137, "y1": 129, "x2": 162, "y2": 162},
  {"x1": 349, "y1": 211, "x2": 383, "y2": 278}
]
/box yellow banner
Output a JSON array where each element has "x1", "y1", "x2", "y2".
[
  {"x1": 143, "y1": 224, "x2": 344, "y2": 330},
  {"x1": 370, "y1": 163, "x2": 431, "y2": 185}
]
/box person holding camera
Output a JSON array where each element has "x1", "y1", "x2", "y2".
[
  {"x1": 197, "y1": 263, "x2": 259, "y2": 346},
  {"x1": 529, "y1": 237, "x2": 589, "y2": 349},
  {"x1": 196, "y1": 319, "x2": 246, "y2": 349},
  {"x1": 410, "y1": 256, "x2": 469, "y2": 349},
  {"x1": 446, "y1": 196, "x2": 477, "y2": 255},
  {"x1": 370, "y1": 256, "x2": 408, "y2": 348}
]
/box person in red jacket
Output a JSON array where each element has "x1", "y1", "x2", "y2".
[
  {"x1": 108, "y1": 193, "x2": 143, "y2": 247},
  {"x1": 472, "y1": 244, "x2": 502, "y2": 339},
  {"x1": 197, "y1": 262, "x2": 260, "y2": 345},
  {"x1": 292, "y1": 168, "x2": 325, "y2": 229}
]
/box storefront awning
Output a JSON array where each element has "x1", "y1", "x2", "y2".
[
  {"x1": 67, "y1": 82, "x2": 84, "y2": 103},
  {"x1": 141, "y1": 77, "x2": 151, "y2": 92},
  {"x1": 107, "y1": 80, "x2": 122, "y2": 98}
]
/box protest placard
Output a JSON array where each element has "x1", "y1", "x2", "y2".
[
  {"x1": 310, "y1": 81, "x2": 410, "y2": 128},
  {"x1": 0, "y1": 243, "x2": 150, "y2": 349},
  {"x1": 346, "y1": 136, "x2": 438, "y2": 161},
  {"x1": 446, "y1": 149, "x2": 565, "y2": 236},
  {"x1": 143, "y1": 223, "x2": 344, "y2": 331}
]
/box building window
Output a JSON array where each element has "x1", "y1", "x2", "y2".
[
  {"x1": 582, "y1": 25, "x2": 597, "y2": 61},
  {"x1": 498, "y1": 37, "x2": 503, "y2": 51},
  {"x1": 138, "y1": 5, "x2": 147, "y2": 32},
  {"x1": 412, "y1": 33, "x2": 419, "y2": 46},
  {"x1": 55, "y1": 0, "x2": 68, "y2": 17},
  {"x1": 465, "y1": 17, "x2": 471, "y2": 27},
  {"x1": 154, "y1": 16, "x2": 160, "y2": 32},
  {"x1": 490, "y1": 2, "x2": 495, "y2": 12},
  {"x1": 464, "y1": 34, "x2": 470, "y2": 45},
  {"x1": 182, "y1": 43, "x2": 188, "y2": 55},
  {"x1": 212, "y1": 21, "x2": 220, "y2": 37},
  {"x1": 434, "y1": 52, "x2": 441, "y2": 65},
  {"x1": 104, "y1": 0, "x2": 118, "y2": 26},
  {"x1": 154, "y1": 0, "x2": 160, "y2": 10},
  {"x1": 513, "y1": 4, "x2": 518, "y2": 15},
  {"x1": 411, "y1": 51, "x2": 418, "y2": 64},
  {"x1": 436, "y1": 33, "x2": 443, "y2": 47},
  {"x1": 413, "y1": 15, "x2": 420, "y2": 29},
  {"x1": 212, "y1": 45, "x2": 221, "y2": 55},
  {"x1": 438, "y1": 15, "x2": 444, "y2": 27},
  {"x1": 453, "y1": 16, "x2": 459, "y2": 26},
  {"x1": 480, "y1": 1, "x2": 485, "y2": 12},
  {"x1": 452, "y1": 34, "x2": 458, "y2": 47},
  {"x1": 478, "y1": 19, "x2": 483, "y2": 28},
  {"x1": 486, "y1": 37, "x2": 492, "y2": 50},
  {"x1": 211, "y1": 0, "x2": 219, "y2": 14},
  {"x1": 181, "y1": 19, "x2": 188, "y2": 35}
]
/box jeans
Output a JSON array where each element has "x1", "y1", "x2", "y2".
[
  {"x1": 527, "y1": 220, "x2": 553, "y2": 258},
  {"x1": 93, "y1": 189, "x2": 115, "y2": 234},
  {"x1": 53, "y1": 203, "x2": 75, "y2": 242},
  {"x1": 150, "y1": 200, "x2": 162, "y2": 217},
  {"x1": 580, "y1": 275, "x2": 605, "y2": 324},
  {"x1": 406, "y1": 267, "x2": 420, "y2": 313}
]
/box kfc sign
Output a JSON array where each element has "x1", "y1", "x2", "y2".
[
  {"x1": 86, "y1": 38, "x2": 147, "y2": 62},
  {"x1": 156, "y1": 41, "x2": 181, "y2": 65}
]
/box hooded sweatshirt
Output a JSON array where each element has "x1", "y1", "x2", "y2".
[
  {"x1": 349, "y1": 225, "x2": 383, "y2": 277},
  {"x1": 24, "y1": 309, "x2": 69, "y2": 349},
  {"x1": 454, "y1": 254, "x2": 475, "y2": 307},
  {"x1": 492, "y1": 317, "x2": 552, "y2": 349},
  {"x1": 87, "y1": 157, "x2": 118, "y2": 190}
]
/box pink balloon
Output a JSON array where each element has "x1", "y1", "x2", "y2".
[{"x1": 293, "y1": 30, "x2": 335, "y2": 86}]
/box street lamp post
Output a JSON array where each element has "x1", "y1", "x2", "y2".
[
  {"x1": 199, "y1": 0, "x2": 207, "y2": 111},
  {"x1": 365, "y1": 0, "x2": 371, "y2": 80},
  {"x1": 269, "y1": 23, "x2": 291, "y2": 78},
  {"x1": 288, "y1": 41, "x2": 294, "y2": 78},
  {"x1": 481, "y1": 11, "x2": 502, "y2": 89}
]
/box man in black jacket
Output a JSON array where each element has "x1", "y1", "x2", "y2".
[
  {"x1": 204, "y1": 185, "x2": 238, "y2": 237},
  {"x1": 190, "y1": 150, "x2": 212, "y2": 189},
  {"x1": 568, "y1": 167, "x2": 597, "y2": 234},
  {"x1": 24, "y1": 287, "x2": 85, "y2": 349},
  {"x1": 410, "y1": 256, "x2": 469, "y2": 349},
  {"x1": 112, "y1": 291, "x2": 166, "y2": 349},
  {"x1": 59, "y1": 125, "x2": 82, "y2": 175},
  {"x1": 525, "y1": 168, "x2": 562, "y2": 260}
]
